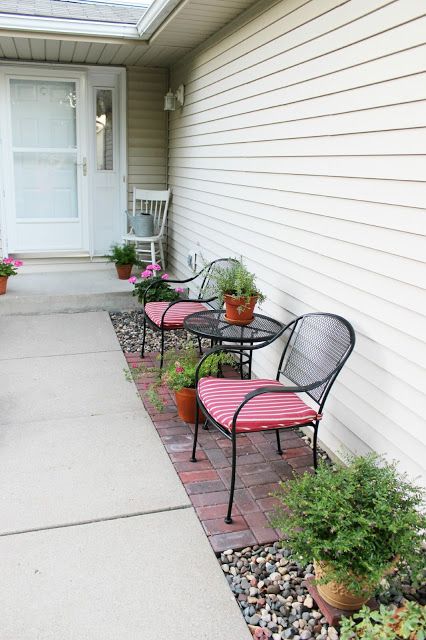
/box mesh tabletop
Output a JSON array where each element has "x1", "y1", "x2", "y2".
[{"x1": 183, "y1": 310, "x2": 284, "y2": 343}]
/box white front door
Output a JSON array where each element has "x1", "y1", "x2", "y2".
[
  {"x1": 0, "y1": 64, "x2": 127, "y2": 257},
  {"x1": 4, "y1": 71, "x2": 89, "y2": 253}
]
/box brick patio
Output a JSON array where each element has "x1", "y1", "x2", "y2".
[{"x1": 125, "y1": 352, "x2": 314, "y2": 554}]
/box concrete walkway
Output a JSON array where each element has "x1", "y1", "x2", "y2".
[{"x1": 0, "y1": 312, "x2": 251, "y2": 639}]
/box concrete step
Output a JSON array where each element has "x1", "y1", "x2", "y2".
[{"x1": 0, "y1": 264, "x2": 139, "y2": 315}]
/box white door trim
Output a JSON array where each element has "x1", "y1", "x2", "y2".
[{"x1": 0, "y1": 61, "x2": 127, "y2": 258}]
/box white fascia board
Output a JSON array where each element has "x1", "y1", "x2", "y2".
[
  {"x1": 136, "y1": 0, "x2": 181, "y2": 39},
  {"x1": 0, "y1": 13, "x2": 140, "y2": 39}
]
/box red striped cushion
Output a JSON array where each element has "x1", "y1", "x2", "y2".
[
  {"x1": 198, "y1": 377, "x2": 320, "y2": 433},
  {"x1": 144, "y1": 301, "x2": 208, "y2": 329}
]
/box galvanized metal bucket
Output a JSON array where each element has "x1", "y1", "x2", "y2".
[{"x1": 126, "y1": 211, "x2": 154, "y2": 237}]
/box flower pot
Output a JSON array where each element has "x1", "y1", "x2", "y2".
[
  {"x1": 116, "y1": 264, "x2": 133, "y2": 280},
  {"x1": 126, "y1": 212, "x2": 154, "y2": 237},
  {"x1": 224, "y1": 294, "x2": 257, "y2": 326},
  {"x1": 313, "y1": 561, "x2": 371, "y2": 611},
  {"x1": 0, "y1": 275, "x2": 8, "y2": 295},
  {"x1": 175, "y1": 387, "x2": 204, "y2": 423}
]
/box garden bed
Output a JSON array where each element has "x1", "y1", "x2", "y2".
[{"x1": 110, "y1": 311, "x2": 425, "y2": 640}]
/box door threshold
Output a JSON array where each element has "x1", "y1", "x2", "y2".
[{"x1": 10, "y1": 252, "x2": 109, "y2": 262}]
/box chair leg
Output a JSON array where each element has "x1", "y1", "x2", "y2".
[
  {"x1": 275, "y1": 430, "x2": 283, "y2": 455},
  {"x1": 225, "y1": 430, "x2": 237, "y2": 524},
  {"x1": 150, "y1": 242, "x2": 156, "y2": 266},
  {"x1": 190, "y1": 397, "x2": 200, "y2": 462},
  {"x1": 313, "y1": 423, "x2": 319, "y2": 470},
  {"x1": 141, "y1": 315, "x2": 147, "y2": 358},
  {"x1": 159, "y1": 240, "x2": 165, "y2": 269},
  {"x1": 159, "y1": 328, "x2": 165, "y2": 368},
  {"x1": 197, "y1": 337, "x2": 202, "y2": 355}
]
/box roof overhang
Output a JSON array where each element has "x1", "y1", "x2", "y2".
[
  {"x1": 0, "y1": 0, "x2": 184, "y2": 42},
  {"x1": 0, "y1": 12, "x2": 141, "y2": 40},
  {"x1": 136, "y1": 0, "x2": 181, "y2": 39},
  {"x1": 0, "y1": 0, "x2": 258, "y2": 66}
]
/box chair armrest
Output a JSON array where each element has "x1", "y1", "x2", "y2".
[
  {"x1": 229, "y1": 382, "x2": 324, "y2": 433},
  {"x1": 194, "y1": 340, "x2": 283, "y2": 385}
]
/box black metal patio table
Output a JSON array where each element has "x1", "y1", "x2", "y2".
[{"x1": 184, "y1": 309, "x2": 285, "y2": 378}]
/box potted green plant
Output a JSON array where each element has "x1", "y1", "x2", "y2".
[
  {"x1": 0, "y1": 257, "x2": 23, "y2": 295},
  {"x1": 140, "y1": 345, "x2": 234, "y2": 423},
  {"x1": 273, "y1": 454, "x2": 425, "y2": 611},
  {"x1": 107, "y1": 243, "x2": 138, "y2": 280},
  {"x1": 208, "y1": 258, "x2": 265, "y2": 325},
  {"x1": 129, "y1": 263, "x2": 181, "y2": 303}
]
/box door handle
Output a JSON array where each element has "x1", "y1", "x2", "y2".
[{"x1": 76, "y1": 157, "x2": 88, "y2": 176}]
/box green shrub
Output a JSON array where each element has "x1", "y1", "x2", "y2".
[{"x1": 273, "y1": 454, "x2": 425, "y2": 596}]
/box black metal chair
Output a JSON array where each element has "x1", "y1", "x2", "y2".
[
  {"x1": 140, "y1": 258, "x2": 238, "y2": 367},
  {"x1": 190, "y1": 312, "x2": 355, "y2": 524}
]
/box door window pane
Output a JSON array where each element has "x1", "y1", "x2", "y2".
[
  {"x1": 96, "y1": 89, "x2": 113, "y2": 170},
  {"x1": 10, "y1": 78, "x2": 78, "y2": 220},
  {"x1": 14, "y1": 152, "x2": 78, "y2": 219},
  {"x1": 10, "y1": 79, "x2": 77, "y2": 148}
]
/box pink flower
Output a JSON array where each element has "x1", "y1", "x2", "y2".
[
  {"x1": 3, "y1": 258, "x2": 13, "y2": 264},
  {"x1": 175, "y1": 365, "x2": 184, "y2": 373},
  {"x1": 132, "y1": 363, "x2": 138, "y2": 369},
  {"x1": 128, "y1": 276, "x2": 137, "y2": 284},
  {"x1": 175, "y1": 287, "x2": 184, "y2": 293},
  {"x1": 151, "y1": 264, "x2": 161, "y2": 271},
  {"x1": 13, "y1": 260, "x2": 23, "y2": 267},
  {"x1": 161, "y1": 273, "x2": 169, "y2": 280},
  {"x1": 146, "y1": 264, "x2": 154, "y2": 271},
  {"x1": 141, "y1": 270, "x2": 151, "y2": 278}
]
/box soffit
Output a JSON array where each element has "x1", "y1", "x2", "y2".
[{"x1": 0, "y1": 0, "x2": 258, "y2": 67}]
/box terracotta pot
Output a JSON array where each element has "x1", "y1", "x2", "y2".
[
  {"x1": 175, "y1": 387, "x2": 204, "y2": 423},
  {"x1": 224, "y1": 294, "x2": 257, "y2": 325},
  {"x1": 115, "y1": 264, "x2": 133, "y2": 280},
  {"x1": 0, "y1": 275, "x2": 8, "y2": 295},
  {"x1": 313, "y1": 561, "x2": 371, "y2": 610}
]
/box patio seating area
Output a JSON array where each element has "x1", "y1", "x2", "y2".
[{"x1": 125, "y1": 350, "x2": 320, "y2": 553}]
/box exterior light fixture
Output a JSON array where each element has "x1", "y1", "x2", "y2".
[{"x1": 164, "y1": 84, "x2": 185, "y2": 111}]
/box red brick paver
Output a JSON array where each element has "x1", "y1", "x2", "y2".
[{"x1": 125, "y1": 352, "x2": 314, "y2": 554}]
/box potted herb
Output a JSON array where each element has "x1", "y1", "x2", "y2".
[
  {"x1": 139, "y1": 346, "x2": 234, "y2": 423},
  {"x1": 0, "y1": 257, "x2": 23, "y2": 295},
  {"x1": 273, "y1": 454, "x2": 425, "y2": 611},
  {"x1": 209, "y1": 258, "x2": 265, "y2": 325},
  {"x1": 129, "y1": 263, "x2": 181, "y2": 303},
  {"x1": 108, "y1": 243, "x2": 138, "y2": 280}
]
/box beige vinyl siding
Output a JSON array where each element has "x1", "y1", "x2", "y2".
[
  {"x1": 168, "y1": 0, "x2": 426, "y2": 483},
  {"x1": 127, "y1": 66, "x2": 168, "y2": 207}
]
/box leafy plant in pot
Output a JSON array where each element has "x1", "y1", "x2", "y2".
[
  {"x1": 107, "y1": 243, "x2": 138, "y2": 280},
  {"x1": 140, "y1": 345, "x2": 235, "y2": 423},
  {"x1": 0, "y1": 257, "x2": 23, "y2": 295},
  {"x1": 209, "y1": 258, "x2": 265, "y2": 325},
  {"x1": 273, "y1": 454, "x2": 425, "y2": 611}
]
